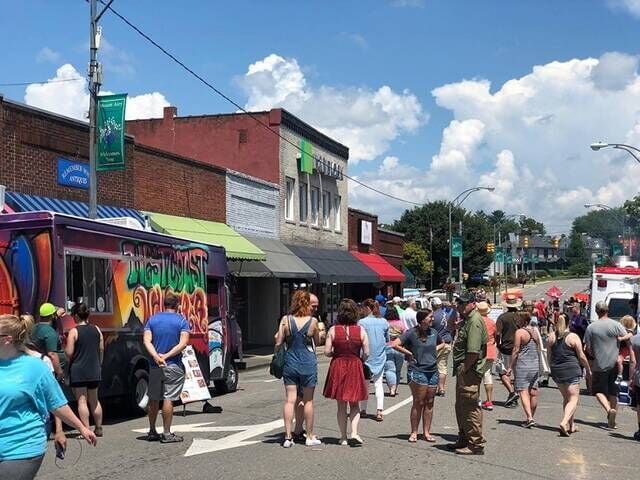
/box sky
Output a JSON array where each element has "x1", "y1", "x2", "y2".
[{"x1": 3, "y1": 0, "x2": 640, "y2": 234}]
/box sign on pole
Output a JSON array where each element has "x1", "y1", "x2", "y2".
[
  {"x1": 451, "y1": 235, "x2": 463, "y2": 258},
  {"x1": 612, "y1": 243, "x2": 623, "y2": 256},
  {"x1": 495, "y1": 248, "x2": 504, "y2": 263},
  {"x1": 506, "y1": 252, "x2": 513, "y2": 264},
  {"x1": 97, "y1": 94, "x2": 127, "y2": 171}
]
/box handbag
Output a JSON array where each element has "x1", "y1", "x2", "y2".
[{"x1": 270, "y1": 317, "x2": 292, "y2": 379}]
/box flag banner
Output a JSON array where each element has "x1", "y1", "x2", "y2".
[
  {"x1": 299, "y1": 139, "x2": 314, "y2": 174},
  {"x1": 451, "y1": 235, "x2": 463, "y2": 258},
  {"x1": 97, "y1": 94, "x2": 127, "y2": 171}
]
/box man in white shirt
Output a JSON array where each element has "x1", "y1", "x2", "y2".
[{"x1": 402, "y1": 300, "x2": 418, "y2": 330}]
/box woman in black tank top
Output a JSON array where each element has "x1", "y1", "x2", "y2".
[
  {"x1": 547, "y1": 314, "x2": 591, "y2": 437},
  {"x1": 64, "y1": 303, "x2": 105, "y2": 437}
]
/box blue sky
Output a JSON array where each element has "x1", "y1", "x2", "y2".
[{"x1": 3, "y1": 0, "x2": 640, "y2": 231}]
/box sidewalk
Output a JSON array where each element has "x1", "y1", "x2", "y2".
[{"x1": 242, "y1": 346, "x2": 327, "y2": 371}]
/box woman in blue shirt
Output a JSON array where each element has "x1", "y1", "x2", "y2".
[
  {"x1": 358, "y1": 298, "x2": 389, "y2": 421},
  {"x1": 0, "y1": 314, "x2": 97, "y2": 479}
]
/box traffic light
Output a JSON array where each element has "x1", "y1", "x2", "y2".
[
  {"x1": 552, "y1": 237, "x2": 560, "y2": 249},
  {"x1": 523, "y1": 236, "x2": 529, "y2": 248},
  {"x1": 486, "y1": 242, "x2": 495, "y2": 253}
]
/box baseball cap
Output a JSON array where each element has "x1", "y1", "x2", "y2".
[
  {"x1": 431, "y1": 297, "x2": 442, "y2": 306},
  {"x1": 375, "y1": 294, "x2": 386, "y2": 303},
  {"x1": 39, "y1": 302, "x2": 57, "y2": 317},
  {"x1": 455, "y1": 292, "x2": 475, "y2": 304}
]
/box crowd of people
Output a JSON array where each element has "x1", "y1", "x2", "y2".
[
  {"x1": 274, "y1": 288, "x2": 640, "y2": 454},
  {"x1": 0, "y1": 292, "x2": 191, "y2": 479}
]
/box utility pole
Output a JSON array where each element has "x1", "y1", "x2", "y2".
[
  {"x1": 458, "y1": 220, "x2": 463, "y2": 285},
  {"x1": 88, "y1": 0, "x2": 111, "y2": 218},
  {"x1": 429, "y1": 225, "x2": 433, "y2": 291}
]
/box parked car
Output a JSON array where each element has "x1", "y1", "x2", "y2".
[{"x1": 424, "y1": 289, "x2": 448, "y2": 302}]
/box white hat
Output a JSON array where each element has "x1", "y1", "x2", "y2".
[
  {"x1": 431, "y1": 297, "x2": 442, "y2": 306},
  {"x1": 392, "y1": 296, "x2": 402, "y2": 303}
]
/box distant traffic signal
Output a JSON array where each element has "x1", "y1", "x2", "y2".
[
  {"x1": 486, "y1": 242, "x2": 495, "y2": 253},
  {"x1": 552, "y1": 237, "x2": 560, "y2": 249},
  {"x1": 523, "y1": 236, "x2": 529, "y2": 248}
]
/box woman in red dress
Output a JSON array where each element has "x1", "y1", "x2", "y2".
[{"x1": 323, "y1": 299, "x2": 370, "y2": 446}]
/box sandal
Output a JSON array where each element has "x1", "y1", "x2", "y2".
[
  {"x1": 375, "y1": 411, "x2": 384, "y2": 422},
  {"x1": 558, "y1": 424, "x2": 570, "y2": 437},
  {"x1": 94, "y1": 427, "x2": 103, "y2": 437},
  {"x1": 423, "y1": 434, "x2": 436, "y2": 442},
  {"x1": 408, "y1": 433, "x2": 418, "y2": 443}
]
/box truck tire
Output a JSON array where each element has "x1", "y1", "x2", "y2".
[
  {"x1": 214, "y1": 362, "x2": 238, "y2": 394},
  {"x1": 129, "y1": 368, "x2": 150, "y2": 415}
]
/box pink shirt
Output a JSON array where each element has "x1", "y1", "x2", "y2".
[
  {"x1": 387, "y1": 319, "x2": 407, "y2": 344},
  {"x1": 482, "y1": 315, "x2": 497, "y2": 361}
]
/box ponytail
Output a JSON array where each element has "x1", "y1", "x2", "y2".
[{"x1": 0, "y1": 314, "x2": 31, "y2": 350}]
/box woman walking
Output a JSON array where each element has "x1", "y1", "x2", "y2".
[
  {"x1": 0, "y1": 314, "x2": 96, "y2": 479},
  {"x1": 275, "y1": 290, "x2": 321, "y2": 448},
  {"x1": 323, "y1": 299, "x2": 370, "y2": 445},
  {"x1": 384, "y1": 307, "x2": 406, "y2": 396},
  {"x1": 65, "y1": 303, "x2": 104, "y2": 436},
  {"x1": 391, "y1": 310, "x2": 443, "y2": 442},
  {"x1": 477, "y1": 302, "x2": 497, "y2": 411},
  {"x1": 358, "y1": 298, "x2": 389, "y2": 421},
  {"x1": 508, "y1": 312, "x2": 541, "y2": 428},
  {"x1": 548, "y1": 313, "x2": 591, "y2": 436}
]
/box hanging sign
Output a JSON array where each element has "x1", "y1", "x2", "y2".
[
  {"x1": 57, "y1": 158, "x2": 89, "y2": 189},
  {"x1": 451, "y1": 235, "x2": 463, "y2": 258},
  {"x1": 97, "y1": 93, "x2": 127, "y2": 171}
]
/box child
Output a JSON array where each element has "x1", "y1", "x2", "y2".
[{"x1": 618, "y1": 315, "x2": 637, "y2": 381}]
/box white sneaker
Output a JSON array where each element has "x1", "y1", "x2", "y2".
[
  {"x1": 305, "y1": 436, "x2": 322, "y2": 446},
  {"x1": 339, "y1": 438, "x2": 348, "y2": 446},
  {"x1": 282, "y1": 438, "x2": 295, "y2": 448}
]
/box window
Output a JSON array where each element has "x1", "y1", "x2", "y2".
[
  {"x1": 65, "y1": 256, "x2": 113, "y2": 313},
  {"x1": 322, "y1": 191, "x2": 331, "y2": 228},
  {"x1": 311, "y1": 187, "x2": 320, "y2": 226},
  {"x1": 285, "y1": 177, "x2": 295, "y2": 221},
  {"x1": 299, "y1": 182, "x2": 308, "y2": 223},
  {"x1": 333, "y1": 195, "x2": 342, "y2": 231}
]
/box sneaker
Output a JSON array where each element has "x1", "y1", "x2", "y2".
[
  {"x1": 633, "y1": 430, "x2": 640, "y2": 441},
  {"x1": 282, "y1": 438, "x2": 295, "y2": 448},
  {"x1": 339, "y1": 438, "x2": 348, "y2": 446},
  {"x1": 482, "y1": 401, "x2": 494, "y2": 411},
  {"x1": 145, "y1": 431, "x2": 161, "y2": 442},
  {"x1": 292, "y1": 430, "x2": 306, "y2": 443},
  {"x1": 455, "y1": 446, "x2": 485, "y2": 455},
  {"x1": 607, "y1": 409, "x2": 617, "y2": 429},
  {"x1": 160, "y1": 432, "x2": 184, "y2": 443},
  {"x1": 350, "y1": 434, "x2": 364, "y2": 446},
  {"x1": 305, "y1": 436, "x2": 322, "y2": 447},
  {"x1": 505, "y1": 392, "x2": 519, "y2": 407}
]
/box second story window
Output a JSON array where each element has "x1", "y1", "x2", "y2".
[
  {"x1": 322, "y1": 191, "x2": 331, "y2": 228},
  {"x1": 299, "y1": 182, "x2": 308, "y2": 223},
  {"x1": 311, "y1": 187, "x2": 320, "y2": 226},
  {"x1": 285, "y1": 177, "x2": 295, "y2": 221}
]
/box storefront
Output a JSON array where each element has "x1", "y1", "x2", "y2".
[{"x1": 350, "y1": 251, "x2": 405, "y2": 299}]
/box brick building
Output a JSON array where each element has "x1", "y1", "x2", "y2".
[{"x1": 0, "y1": 95, "x2": 226, "y2": 222}]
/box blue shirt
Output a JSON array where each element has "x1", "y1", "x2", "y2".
[
  {"x1": 432, "y1": 308, "x2": 453, "y2": 343},
  {"x1": 358, "y1": 315, "x2": 389, "y2": 376},
  {"x1": 144, "y1": 312, "x2": 190, "y2": 367},
  {"x1": 0, "y1": 354, "x2": 67, "y2": 460}
]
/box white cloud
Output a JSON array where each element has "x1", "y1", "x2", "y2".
[
  {"x1": 36, "y1": 47, "x2": 61, "y2": 63},
  {"x1": 100, "y1": 37, "x2": 136, "y2": 77},
  {"x1": 340, "y1": 33, "x2": 368, "y2": 49},
  {"x1": 350, "y1": 51, "x2": 640, "y2": 230},
  {"x1": 24, "y1": 64, "x2": 170, "y2": 121},
  {"x1": 240, "y1": 54, "x2": 426, "y2": 164},
  {"x1": 608, "y1": 0, "x2": 640, "y2": 17}
]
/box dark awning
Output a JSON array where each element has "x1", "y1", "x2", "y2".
[
  {"x1": 286, "y1": 245, "x2": 379, "y2": 283},
  {"x1": 228, "y1": 236, "x2": 316, "y2": 279}
]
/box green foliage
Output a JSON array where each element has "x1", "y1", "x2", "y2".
[
  {"x1": 572, "y1": 208, "x2": 625, "y2": 246},
  {"x1": 403, "y1": 242, "x2": 431, "y2": 281},
  {"x1": 568, "y1": 262, "x2": 591, "y2": 276},
  {"x1": 565, "y1": 232, "x2": 589, "y2": 266}
]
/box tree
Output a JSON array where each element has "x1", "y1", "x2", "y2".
[
  {"x1": 565, "y1": 231, "x2": 589, "y2": 266},
  {"x1": 572, "y1": 208, "x2": 625, "y2": 246},
  {"x1": 520, "y1": 216, "x2": 545, "y2": 235},
  {"x1": 403, "y1": 242, "x2": 431, "y2": 286}
]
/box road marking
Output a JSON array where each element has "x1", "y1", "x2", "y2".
[
  {"x1": 184, "y1": 419, "x2": 283, "y2": 456},
  {"x1": 241, "y1": 379, "x2": 279, "y2": 383},
  {"x1": 382, "y1": 395, "x2": 413, "y2": 416},
  {"x1": 133, "y1": 422, "x2": 249, "y2": 433}
]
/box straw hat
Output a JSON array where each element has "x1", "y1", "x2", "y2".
[
  {"x1": 501, "y1": 294, "x2": 522, "y2": 310},
  {"x1": 476, "y1": 301, "x2": 491, "y2": 316}
]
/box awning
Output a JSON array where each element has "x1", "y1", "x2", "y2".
[
  {"x1": 351, "y1": 251, "x2": 405, "y2": 283},
  {"x1": 5, "y1": 191, "x2": 145, "y2": 226},
  {"x1": 228, "y1": 236, "x2": 316, "y2": 279},
  {"x1": 148, "y1": 212, "x2": 265, "y2": 261},
  {"x1": 286, "y1": 245, "x2": 378, "y2": 283}
]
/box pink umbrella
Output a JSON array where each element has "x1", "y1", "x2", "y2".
[{"x1": 546, "y1": 286, "x2": 562, "y2": 298}]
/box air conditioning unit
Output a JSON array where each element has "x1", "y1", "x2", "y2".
[{"x1": 99, "y1": 216, "x2": 143, "y2": 230}]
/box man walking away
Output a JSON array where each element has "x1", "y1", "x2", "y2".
[
  {"x1": 448, "y1": 292, "x2": 488, "y2": 455},
  {"x1": 495, "y1": 295, "x2": 521, "y2": 407},
  {"x1": 402, "y1": 300, "x2": 417, "y2": 330},
  {"x1": 431, "y1": 297, "x2": 453, "y2": 396},
  {"x1": 569, "y1": 304, "x2": 588, "y2": 342},
  {"x1": 144, "y1": 294, "x2": 190, "y2": 443},
  {"x1": 584, "y1": 301, "x2": 632, "y2": 429}
]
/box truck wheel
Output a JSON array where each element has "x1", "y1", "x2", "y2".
[
  {"x1": 129, "y1": 368, "x2": 150, "y2": 415},
  {"x1": 214, "y1": 362, "x2": 238, "y2": 394}
]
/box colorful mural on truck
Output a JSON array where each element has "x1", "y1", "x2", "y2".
[{"x1": 0, "y1": 229, "x2": 210, "y2": 354}]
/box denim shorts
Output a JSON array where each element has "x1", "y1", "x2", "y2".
[
  {"x1": 552, "y1": 375, "x2": 582, "y2": 386},
  {"x1": 408, "y1": 369, "x2": 439, "y2": 387}
]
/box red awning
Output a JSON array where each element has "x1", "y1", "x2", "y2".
[{"x1": 350, "y1": 251, "x2": 405, "y2": 282}]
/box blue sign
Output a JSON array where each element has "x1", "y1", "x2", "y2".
[{"x1": 57, "y1": 158, "x2": 89, "y2": 189}]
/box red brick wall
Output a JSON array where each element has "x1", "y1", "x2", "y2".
[
  {"x1": 0, "y1": 97, "x2": 226, "y2": 222},
  {"x1": 133, "y1": 145, "x2": 225, "y2": 221},
  {"x1": 127, "y1": 108, "x2": 281, "y2": 184},
  {"x1": 348, "y1": 208, "x2": 378, "y2": 253},
  {"x1": 377, "y1": 229, "x2": 404, "y2": 270}
]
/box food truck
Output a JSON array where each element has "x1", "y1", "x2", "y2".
[{"x1": 0, "y1": 211, "x2": 242, "y2": 411}]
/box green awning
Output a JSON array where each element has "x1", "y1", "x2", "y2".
[{"x1": 147, "y1": 212, "x2": 265, "y2": 261}]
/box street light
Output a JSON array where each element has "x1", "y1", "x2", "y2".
[
  {"x1": 448, "y1": 186, "x2": 495, "y2": 283},
  {"x1": 584, "y1": 203, "x2": 629, "y2": 256},
  {"x1": 590, "y1": 141, "x2": 640, "y2": 164}
]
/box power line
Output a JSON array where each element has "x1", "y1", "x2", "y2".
[
  {"x1": 99, "y1": 1, "x2": 424, "y2": 206},
  {"x1": 0, "y1": 77, "x2": 84, "y2": 87}
]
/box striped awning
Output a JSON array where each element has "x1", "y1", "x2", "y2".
[{"x1": 5, "y1": 191, "x2": 145, "y2": 227}]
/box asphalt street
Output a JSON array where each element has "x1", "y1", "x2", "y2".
[{"x1": 37, "y1": 278, "x2": 639, "y2": 480}]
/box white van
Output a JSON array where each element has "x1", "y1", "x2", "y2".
[{"x1": 589, "y1": 265, "x2": 640, "y2": 322}]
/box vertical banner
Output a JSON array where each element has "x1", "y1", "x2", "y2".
[
  {"x1": 97, "y1": 94, "x2": 127, "y2": 171},
  {"x1": 299, "y1": 139, "x2": 314, "y2": 174},
  {"x1": 451, "y1": 235, "x2": 463, "y2": 258},
  {"x1": 495, "y1": 248, "x2": 504, "y2": 263}
]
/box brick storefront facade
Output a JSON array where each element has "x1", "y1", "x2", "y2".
[{"x1": 0, "y1": 96, "x2": 225, "y2": 222}]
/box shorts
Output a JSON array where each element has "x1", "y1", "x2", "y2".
[
  {"x1": 408, "y1": 370, "x2": 439, "y2": 387},
  {"x1": 149, "y1": 364, "x2": 185, "y2": 402},
  {"x1": 552, "y1": 375, "x2": 582, "y2": 386},
  {"x1": 515, "y1": 371, "x2": 539, "y2": 391},
  {"x1": 436, "y1": 343, "x2": 452, "y2": 375},
  {"x1": 592, "y1": 368, "x2": 618, "y2": 397},
  {"x1": 283, "y1": 366, "x2": 317, "y2": 390},
  {"x1": 71, "y1": 380, "x2": 100, "y2": 389},
  {"x1": 495, "y1": 352, "x2": 512, "y2": 376},
  {"x1": 483, "y1": 360, "x2": 494, "y2": 385}
]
